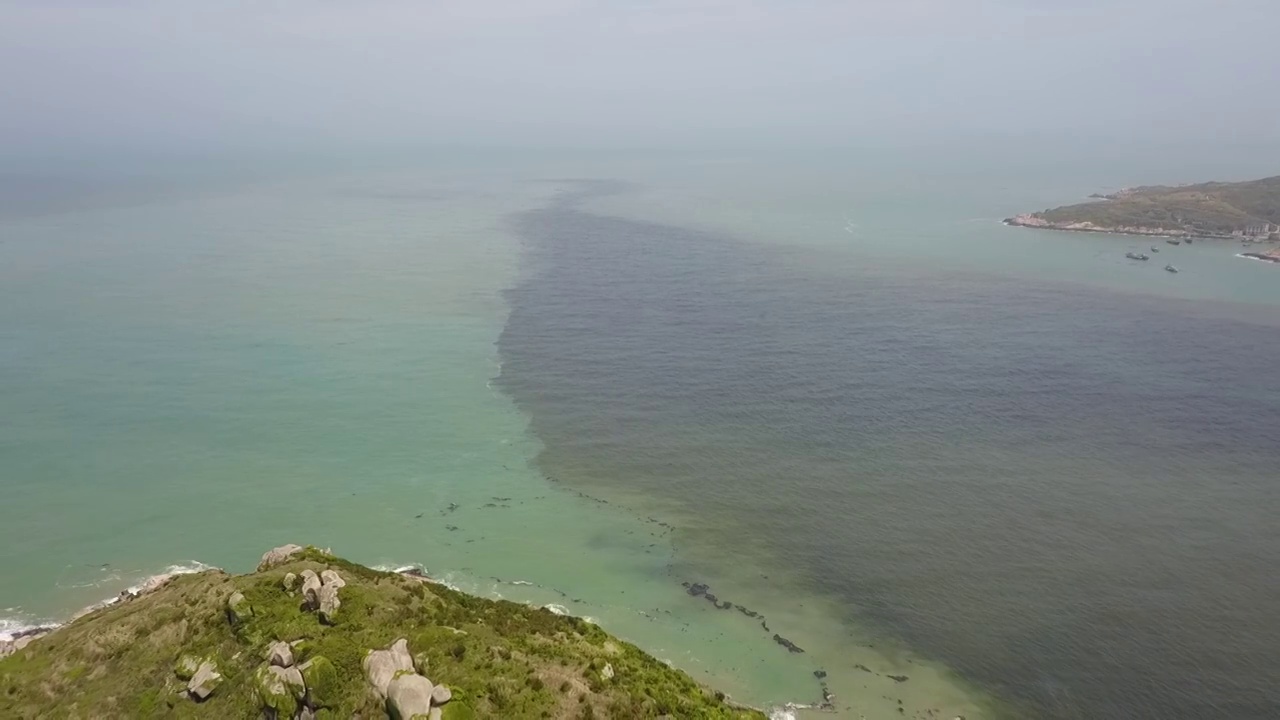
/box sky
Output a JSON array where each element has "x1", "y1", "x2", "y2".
[{"x1": 1, "y1": 0, "x2": 1278, "y2": 152}]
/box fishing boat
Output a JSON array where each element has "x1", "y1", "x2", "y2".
[
  {"x1": 1125, "y1": 252, "x2": 1150, "y2": 261},
  {"x1": 1165, "y1": 264, "x2": 1178, "y2": 273}
]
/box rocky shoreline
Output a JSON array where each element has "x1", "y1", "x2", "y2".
[
  {"x1": 2, "y1": 545, "x2": 771, "y2": 719},
  {"x1": 1002, "y1": 214, "x2": 1230, "y2": 240},
  {"x1": 1240, "y1": 251, "x2": 1280, "y2": 264}
]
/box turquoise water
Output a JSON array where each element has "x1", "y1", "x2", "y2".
[
  {"x1": 3, "y1": 166, "x2": 975, "y2": 717},
  {"x1": 3, "y1": 151, "x2": 1279, "y2": 718}
]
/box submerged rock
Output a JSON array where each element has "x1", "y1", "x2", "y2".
[{"x1": 772, "y1": 634, "x2": 804, "y2": 654}]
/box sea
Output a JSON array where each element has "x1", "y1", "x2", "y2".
[{"x1": 1, "y1": 143, "x2": 1278, "y2": 719}]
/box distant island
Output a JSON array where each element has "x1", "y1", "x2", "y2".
[{"x1": 1005, "y1": 175, "x2": 1280, "y2": 262}]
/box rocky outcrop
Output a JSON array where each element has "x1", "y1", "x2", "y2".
[
  {"x1": 254, "y1": 664, "x2": 300, "y2": 718},
  {"x1": 299, "y1": 656, "x2": 338, "y2": 709},
  {"x1": 386, "y1": 673, "x2": 435, "y2": 719},
  {"x1": 364, "y1": 638, "x2": 453, "y2": 719},
  {"x1": 258, "y1": 544, "x2": 305, "y2": 571},
  {"x1": 319, "y1": 569, "x2": 346, "y2": 589},
  {"x1": 364, "y1": 639, "x2": 415, "y2": 698},
  {"x1": 226, "y1": 591, "x2": 253, "y2": 624},
  {"x1": 317, "y1": 582, "x2": 341, "y2": 624},
  {"x1": 174, "y1": 654, "x2": 202, "y2": 680},
  {"x1": 0, "y1": 627, "x2": 54, "y2": 660},
  {"x1": 300, "y1": 570, "x2": 322, "y2": 609},
  {"x1": 267, "y1": 641, "x2": 294, "y2": 668},
  {"x1": 187, "y1": 660, "x2": 222, "y2": 701}
]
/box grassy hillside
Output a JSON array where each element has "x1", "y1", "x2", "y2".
[
  {"x1": 0, "y1": 548, "x2": 765, "y2": 719},
  {"x1": 1023, "y1": 175, "x2": 1280, "y2": 236}
]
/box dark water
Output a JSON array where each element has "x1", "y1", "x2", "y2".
[{"x1": 497, "y1": 184, "x2": 1280, "y2": 719}]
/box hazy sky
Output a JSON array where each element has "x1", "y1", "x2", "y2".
[{"x1": 1, "y1": 0, "x2": 1277, "y2": 151}]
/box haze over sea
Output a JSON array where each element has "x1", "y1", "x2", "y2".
[{"x1": 2, "y1": 143, "x2": 1279, "y2": 719}]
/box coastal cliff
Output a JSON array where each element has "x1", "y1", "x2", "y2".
[
  {"x1": 0, "y1": 546, "x2": 766, "y2": 719},
  {"x1": 1004, "y1": 174, "x2": 1280, "y2": 240}
]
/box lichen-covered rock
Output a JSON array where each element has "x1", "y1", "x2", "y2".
[
  {"x1": 187, "y1": 660, "x2": 222, "y2": 701},
  {"x1": 430, "y1": 684, "x2": 452, "y2": 706},
  {"x1": 299, "y1": 655, "x2": 339, "y2": 708},
  {"x1": 602, "y1": 662, "x2": 615, "y2": 680},
  {"x1": 254, "y1": 664, "x2": 301, "y2": 717},
  {"x1": 317, "y1": 582, "x2": 341, "y2": 624},
  {"x1": 300, "y1": 571, "x2": 322, "y2": 610},
  {"x1": 363, "y1": 639, "x2": 415, "y2": 698},
  {"x1": 386, "y1": 672, "x2": 435, "y2": 720},
  {"x1": 266, "y1": 640, "x2": 294, "y2": 668},
  {"x1": 174, "y1": 654, "x2": 202, "y2": 681},
  {"x1": 282, "y1": 572, "x2": 298, "y2": 592},
  {"x1": 226, "y1": 592, "x2": 253, "y2": 625},
  {"x1": 319, "y1": 569, "x2": 345, "y2": 589},
  {"x1": 257, "y1": 544, "x2": 304, "y2": 571}
]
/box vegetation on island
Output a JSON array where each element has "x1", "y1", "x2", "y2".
[
  {"x1": 0, "y1": 547, "x2": 765, "y2": 719},
  {"x1": 1008, "y1": 175, "x2": 1280, "y2": 238}
]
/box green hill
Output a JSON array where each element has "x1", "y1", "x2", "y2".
[
  {"x1": 0, "y1": 546, "x2": 765, "y2": 720},
  {"x1": 1007, "y1": 175, "x2": 1280, "y2": 238}
]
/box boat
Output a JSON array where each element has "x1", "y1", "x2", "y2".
[
  {"x1": 1150, "y1": 246, "x2": 1160, "y2": 252},
  {"x1": 1125, "y1": 252, "x2": 1150, "y2": 261},
  {"x1": 1165, "y1": 264, "x2": 1178, "y2": 273},
  {"x1": 1167, "y1": 239, "x2": 1181, "y2": 245},
  {"x1": 1185, "y1": 238, "x2": 1193, "y2": 244}
]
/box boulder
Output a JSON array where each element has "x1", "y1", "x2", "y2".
[
  {"x1": 430, "y1": 684, "x2": 452, "y2": 706},
  {"x1": 258, "y1": 544, "x2": 304, "y2": 571},
  {"x1": 254, "y1": 664, "x2": 301, "y2": 718},
  {"x1": 282, "y1": 572, "x2": 298, "y2": 592},
  {"x1": 298, "y1": 708, "x2": 316, "y2": 720},
  {"x1": 174, "y1": 654, "x2": 203, "y2": 680},
  {"x1": 319, "y1": 569, "x2": 346, "y2": 589},
  {"x1": 277, "y1": 665, "x2": 306, "y2": 700},
  {"x1": 317, "y1": 582, "x2": 341, "y2": 624},
  {"x1": 413, "y1": 651, "x2": 430, "y2": 674},
  {"x1": 300, "y1": 571, "x2": 323, "y2": 609},
  {"x1": 299, "y1": 655, "x2": 339, "y2": 708},
  {"x1": 601, "y1": 662, "x2": 614, "y2": 680},
  {"x1": 386, "y1": 672, "x2": 434, "y2": 720},
  {"x1": 363, "y1": 639, "x2": 415, "y2": 698},
  {"x1": 266, "y1": 641, "x2": 294, "y2": 668},
  {"x1": 226, "y1": 591, "x2": 253, "y2": 625},
  {"x1": 428, "y1": 707, "x2": 443, "y2": 720},
  {"x1": 187, "y1": 660, "x2": 223, "y2": 701}
]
